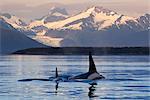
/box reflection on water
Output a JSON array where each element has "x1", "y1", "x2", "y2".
[
  {"x1": 55, "y1": 82, "x2": 59, "y2": 94},
  {"x1": 88, "y1": 84, "x2": 97, "y2": 98},
  {"x1": 0, "y1": 55, "x2": 149, "y2": 100}
]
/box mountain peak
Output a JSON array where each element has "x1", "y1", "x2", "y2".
[
  {"x1": 86, "y1": 6, "x2": 118, "y2": 16},
  {"x1": 29, "y1": 7, "x2": 69, "y2": 29},
  {"x1": 39, "y1": 7, "x2": 69, "y2": 24},
  {"x1": 49, "y1": 7, "x2": 68, "y2": 15}
]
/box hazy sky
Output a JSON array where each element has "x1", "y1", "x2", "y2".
[
  {"x1": 1, "y1": 0, "x2": 101, "y2": 5},
  {"x1": 0, "y1": 0, "x2": 89, "y2": 6},
  {"x1": 0, "y1": 0, "x2": 150, "y2": 6},
  {"x1": 0, "y1": 0, "x2": 149, "y2": 22}
]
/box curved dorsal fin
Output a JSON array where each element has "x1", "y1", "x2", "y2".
[
  {"x1": 89, "y1": 52, "x2": 97, "y2": 73},
  {"x1": 56, "y1": 67, "x2": 58, "y2": 78}
]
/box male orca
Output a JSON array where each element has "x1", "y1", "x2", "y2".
[{"x1": 69, "y1": 52, "x2": 104, "y2": 80}]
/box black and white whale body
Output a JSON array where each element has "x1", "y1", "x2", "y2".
[{"x1": 69, "y1": 52, "x2": 105, "y2": 80}]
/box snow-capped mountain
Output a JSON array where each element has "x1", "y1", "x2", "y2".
[
  {"x1": 0, "y1": 13, "x2": 27, "y2": 29},
  {"x1": 45, "y1": 6, "x2": 123, "y2": 30},
  {"x1": 0, "y1": 13, "x2": 40, "y2": 36},
  {"x1": 42, "y1": 6, "x2": 149, "y2": 47},
  {"x1": 0, "y1": 19, "x2": 47, "y2": 54},
  {"x1": 42, "y1": 7, "x2": 68, "y2": 23},
  {"x1": 28, "y1": 6, "x2": 149, "y2": 32},
  {"x1": 29, "y1": 7, "x2": 68, "y2": 30},
  {"x1": 43, "y1": 6, "x2": 149, "y2": 31},
  {"x1": 1, "y1": 6, "x2": 149, "y2": 48}
]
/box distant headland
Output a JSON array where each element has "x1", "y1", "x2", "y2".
[{"x1": 12, "y1": 47, "x2": 149, "y2": 55}]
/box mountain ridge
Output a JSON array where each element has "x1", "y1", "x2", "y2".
[
  {"x1": 29, "y1": 6, "x2": 149, "y2": 31},
  {"x1": 1, "y1": 6, "x2": 149, "y2": 48}
]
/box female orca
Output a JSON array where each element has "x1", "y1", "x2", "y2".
[
  {"x1": 49, "y1": 67, "x2": 71, "y2": 82},
  {"x1": 18, "y1": 68, "x2": 67, "y2": 82},
  {"x1": 69, "y1": 52, "x2": 105, "y2": 80}
]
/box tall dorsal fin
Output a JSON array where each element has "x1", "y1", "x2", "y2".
[
  {"x1": 56, "y1": 67, "x2": 58, "y2": 78},
  {"x1": 89, "y1": 52, "x2": 97, "y2": 73}
]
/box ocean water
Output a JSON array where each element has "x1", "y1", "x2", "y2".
[{"x1": 0, "y1": 55, "x2": 149, "y2": 100}]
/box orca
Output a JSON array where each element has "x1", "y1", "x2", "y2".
[
  {"x1": 69, "y1": 52, "x2": 105, "y2": 80},
  {"x1": 49, "y1": 67, "x2": 71, "y2": 82},
  {"x1": 18, "y1": 52, "x2": 104, "y2": 82},
  {"x1": 18, "y1": 67, "x2": 61, "y2": 82}
]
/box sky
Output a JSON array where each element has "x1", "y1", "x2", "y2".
[
  {"x1": 1, "y1": 0, "x2": 98, "y2": 5},
  {"x1": 0, "y1": 0, "x2": 149, "y2": 5},
  {"x1": 0, "y1": 0, "x2": 149, "y2": 22}
]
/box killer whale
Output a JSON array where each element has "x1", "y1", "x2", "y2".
[
  {"x1": 18, "y1": 67, "x2": 62, "y2": 82},
  {"x1": 49, "y1": 67, "x2": 70, "y2": 81},
  {"x1": 18, "y1": 52, "x2": 104, "y2": 82},
  {"x1": 18, "y1": 67, "x2": 70, "y2": 82},
  {"x1": 69, "y1": 52, "x2": 104, "y2": 80}
]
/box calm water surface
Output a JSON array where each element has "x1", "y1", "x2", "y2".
[{"x1": 0, "y1": 55, "x2": 149, "y2": 100}]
